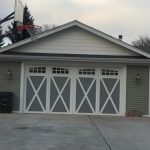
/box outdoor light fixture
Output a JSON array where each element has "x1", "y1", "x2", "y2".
[
  {"x1": 7, "y1": 70, "x2": 12, "y2": 80},
  {"x1": 136, "y1": 74, "x2": 141, "y2": 84}
]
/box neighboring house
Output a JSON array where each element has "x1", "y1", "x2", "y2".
[{"x1": 0, "y1": 20, "x2": 150, "y2": 116}]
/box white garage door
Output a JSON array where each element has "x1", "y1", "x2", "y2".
[
  {"x1": 49, "y1": 67, "x2": 71, "y2": 113},
  {"x1": 75, "y1": 68, "x2": 97, "y2": 114},
  {"x1": 24, "y1": 65, "x2": 122, "y2": 115},
  {"x1": 25, "y1": 66, "x2": 47, "y2": 112},
  {"x1": 99, "y1": 69, "x2": 120, "y2": 114}
]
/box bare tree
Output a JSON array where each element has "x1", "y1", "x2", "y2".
[{"x1": 132, "y1": 36, "x2": 150, "y2": 51}]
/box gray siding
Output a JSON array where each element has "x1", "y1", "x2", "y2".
[
  {"x1": 13, "y1": 27, "x2": 139, "y2": 56},
  {"x1": 0, "y1": 62, "x2": 21, "y2": 111},
  {"x1": 127, "y1": 66, "x2": 149, "y2": 115}
]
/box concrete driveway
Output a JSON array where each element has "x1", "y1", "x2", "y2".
[{"x1": 0, "y1": 114, "x2": 150, "y2": 150}]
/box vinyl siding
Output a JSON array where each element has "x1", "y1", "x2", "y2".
[
  {"x1": 126, "y1": 66, "x2": 149, "y2": 115},
  {"x1": 13, "y1": 27, "x2": 139, "y2": 56},
  {"x1": 0, "y1": 62, "x2": 21, "y2": 111}
]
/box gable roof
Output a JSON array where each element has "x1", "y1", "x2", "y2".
[{"x1": 1, "y1": 20, "x2": 150, "y2": 58}]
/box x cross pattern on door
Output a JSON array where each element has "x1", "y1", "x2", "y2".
[
  {"x1": 50, "y1": 77, "x2": 70, "y2": 113},
  {"x1": 100, "y1": 78, "x2": 120, "y2": 114},
  {"x1": 76, "y1": 77, "x2": 96, "y2": 113},
  {"x1": 26, "y1": 76, "x2": 47, "y2": 112},
  {"x1": 25, "y1": 67, "x2": 121, "y2": 115}
]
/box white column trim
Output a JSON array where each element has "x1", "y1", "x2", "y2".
[
  {"x1": 19, "y1": 62, "x2": 25, "y2": 113},
  {"x1": 70, "y1": 67, "x2": 75, "y2": 114},
  {"x1": 46, "y1": 66, "x2": 51, "y2": 112},
  {"x1": 149, "y1": 66, "x2": 150, "y2": 116},
  {"x1": 119, "y1": 65, "x2": 127, "y2": 115},
  {"x1": 96, "y1": 68, "x2": 100, "y2": 114},
  {"x1": 72, "y1": 67, "x2": 77, "y2": 114}
]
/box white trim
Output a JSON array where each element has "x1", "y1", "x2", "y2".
[
  {"x1": 149, "y1": 66, "x2": 150, "y2": 115},
  {"x1": 0, "y1": 20, "x2": 150, "y2": 58},
  {"x1": 19, "y1": 62, "x2": 24, "y2": 113},
  {"x1": 47, "y1": 112, "x2": 73, "y2": 115},
  {"x1": 72, "y1": 67, "x2": 77, "y2": 114},
  {"x1": 12, "y1": 111, "x2": 20, "y2": 113},
  {"x1": 97, "y1": 114, "x2": 123, "y2": 116},
  {"x1": 96, "y1": 68, "x2": 100, "y2": 114},
  {"x1": 24, "y1": 66, "x2": 28, "y2": 113},
  {"x1": 46, "y1": 66, "x2": 51, "y2": 112},
  {"x1": 143, "y1": 115, "x2": 150, "y2": 117},
  {"x1": 1, "y1": 55, "x2": 150, "y2": 64},
  {"x1": 22, "y1": 61, "x2": 127, "y2": 68},
  {"x1": 73, "y1": 112, "x2": 98, "y2": 115},
  {"x1": 70, "y1": 68, "x2": 74, "y2": 114},
  {"x1": 24, "y1": 111, "x2": 47, "y2": 114},
  {"x1": 119, "y1": 66, "x2": 127, "y2": 115}
]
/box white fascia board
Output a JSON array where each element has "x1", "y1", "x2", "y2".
[
  {"x1": 1, "y1": 20, "x2": 150, "y2": 59},
  {"x1": 0, "y1": 54, "x2": 150, "y2": 64},
  {"x1": 149, "y1": 66, "x2": 150, "y2": 116},
  {"x1": 0, "y1": 39, "x2": 31, "y2": 53}
]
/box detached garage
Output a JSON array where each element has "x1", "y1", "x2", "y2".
[{"x1": 0, "y1": 20, "x2": 149, "y2": 116}]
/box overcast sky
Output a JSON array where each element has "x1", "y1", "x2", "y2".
[{"x1": 0, "y1": 0, "x2": 150, "y2": 44}]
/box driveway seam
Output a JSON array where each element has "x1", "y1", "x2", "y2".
[{"x1": 88, "y1": 115, "x2": 112, "y2": 150}]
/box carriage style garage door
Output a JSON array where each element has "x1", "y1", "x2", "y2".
[{"x1": 24, "y1": 65, "x2": 122, "y2": 115}]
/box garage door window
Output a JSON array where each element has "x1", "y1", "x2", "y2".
[
  {"x1": 101, "y1": 68, "x2": 119, "y2": 76},
  {"x1": 52, "y1": 67, "x2": 69, "y2": 74},
  {"x1": 79, "y1": 68, "x2": 95, "y2": 75},
  {"x1": 29, "y1": 67, "x2": 46, "y2": 73}
]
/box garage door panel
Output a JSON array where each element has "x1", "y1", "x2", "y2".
[
  {"x1": 50, "y1": 79, "x2": 59, "y2": 109},
  {"x1": 102, "y1": 78, "x2": 117, "y2": 93},
  {"x1": 100, "y1": 80, "x2": 108, "y2": 111},
  {"x1": 28, "y1": 97, "x2": 43, "y2": 112},
  {"x1": 111, "y1": 81, "x2": 120, "y2": 111},
  {"x1": 52, "y1": 98, "x2": 67, "y2": 112},
  {"x1": 53, "y1": 77, "x2": 68, "y2": 91},
  {"x1": 26, "y1": 78, "x2": 35, "y2": 108},
  {"x1": 79, "y1": 77, "x2": 94, "y2": 91},
  {"x1": 76, "y1": 76, "x2": 96, "y2": 114},
  {"x1": 100, "y1": 78, "x2": 120, "y2": 114},
  {"x1": 62, "y1": 81, "x2": 70, "y2": 109},
  {"x1": 78, "y1": 99, "x2": 93, "y2": 113},
  {"x1": 50, "y1": 75, "x2": 71, "y2": 113},
  {"x1": 25, "y1": 75, "x2": 47, "y2": 112},
  {"x1": 38, "y1": 79, "x2": 47, "y2": 108},
  {"x1": 87, "y1": 81, "x2": 96, "y2": 109},
  {"x1": 102, "y1": 100, "x2": 117, "y2": 114},
  {"x1": 30, "y1": 76, "x2": 44, "y2": 90},
  {"x1": 76, "y1": 80, "x2": 85, "y2": 109}
]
